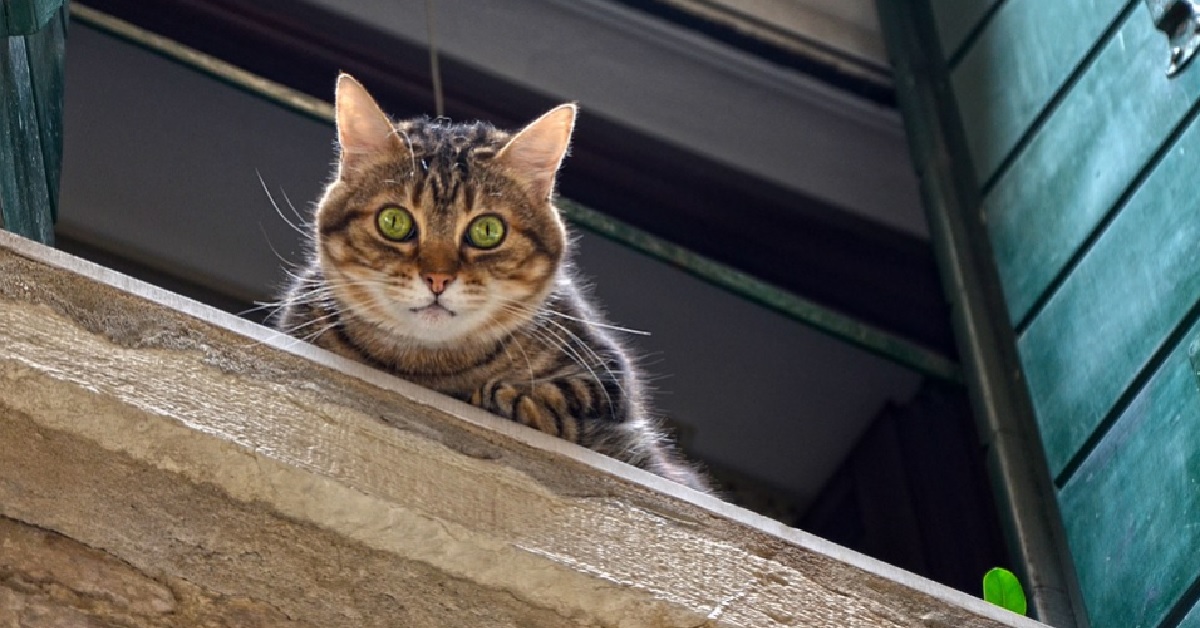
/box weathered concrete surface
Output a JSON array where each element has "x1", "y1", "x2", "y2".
[
  {"x1": 0, "y1": 515, "x2": 292, "y2": 627},
  {"x1": 0, "y1": 230, "x2": 1044, "y2": 627}
]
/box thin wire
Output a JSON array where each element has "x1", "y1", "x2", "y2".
[{"x1": 425, "y1": 0, "x2": 444, "y2": 117}]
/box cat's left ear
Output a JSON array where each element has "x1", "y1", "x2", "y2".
[{"x1": 496, "y1": 104, "x2": 577, "y2": 202}]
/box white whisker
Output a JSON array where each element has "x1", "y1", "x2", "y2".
[
  {"x1": 257, "y1": 170, "x2": 313, "y2": 241},
  {"x1": 501, "y1": 305, "x2": 618, "y2": 413},
  {"x1": 493, "y1": 295, "x2": 649, "y2": 336},
  {"x1": 538, "y1": 314, "x2": 627, "y2": 399}
]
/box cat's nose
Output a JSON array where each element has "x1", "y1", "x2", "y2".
[{"x1": 423, "y1": 272, "x2": 456, "y2": 295}]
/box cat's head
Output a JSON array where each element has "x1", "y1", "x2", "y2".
[{"x1": 314, "y1": 74, "x2": 575, "y2": 346}]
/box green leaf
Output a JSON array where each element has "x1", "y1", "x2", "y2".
[{"x1": 982, "y1": 567, "x2": 1028, "y2": 616}]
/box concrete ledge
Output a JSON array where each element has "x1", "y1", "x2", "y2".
[{"x1": 0, "y1": 230, "x2": 1041, "y2": 627}]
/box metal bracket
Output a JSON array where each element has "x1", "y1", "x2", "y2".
[{"x1": 1147, "y1": 0, "x2": 1200, "y2": 76}]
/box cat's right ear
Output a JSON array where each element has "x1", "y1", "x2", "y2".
[{"x1": 334, "y1": 74, "x2": 411, "y2": 177}]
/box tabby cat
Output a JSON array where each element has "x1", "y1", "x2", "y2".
[{"x1": 276, "y1": 75, "x2": 708, "y2": 491}]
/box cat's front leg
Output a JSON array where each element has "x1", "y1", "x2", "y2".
[{"x1": 470, "y1": 379, "x2": 584, "y2": 443}]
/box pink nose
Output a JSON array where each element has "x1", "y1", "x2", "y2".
[{"x1": 423, "y1": 272, "x2": 455, "y2": 295}]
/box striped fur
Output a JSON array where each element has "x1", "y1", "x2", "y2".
[{"x1": 276, "y1": 75, "x2": 708, "y2": 491}]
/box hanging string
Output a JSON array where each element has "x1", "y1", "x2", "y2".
[{"x1": 425, "y1": 0, "x2": 444, "y2": 117}]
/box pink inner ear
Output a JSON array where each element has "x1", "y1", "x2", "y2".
[
  {"x1": 499, "y1": 104, "x2": 577, "y2": 200},
  {"x1": 335, "y1": 75, "x2": 405, "y2": 167},
  {"x1": 340, "y1": 109, "x2": 395, "y2": 153}
]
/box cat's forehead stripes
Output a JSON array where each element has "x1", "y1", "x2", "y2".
[
  {"x1": 398, "y1": 118, "x2": 511, "y2": 161},
  {"x1": 399, "y1": 118, "x2": 510, "y2": 184},
  {"x1": 398, "y1": 118, "x2": 512, "y2": 223}
]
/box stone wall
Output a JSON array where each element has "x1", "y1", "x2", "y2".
[{"x1": 0, "y1": 230, "x2": 1042, "y2": 627}]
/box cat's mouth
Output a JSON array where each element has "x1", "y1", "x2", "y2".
[{"x1": 409, "y1": 303, "x2": 457, "y2": 318}]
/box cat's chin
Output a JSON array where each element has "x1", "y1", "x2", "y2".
[
  {"x1": 380, "y1": 306, "x2": 497, "y2": 347},
  {"x1": 409, "y1": 303, "x2": 456, "y2": 323}
]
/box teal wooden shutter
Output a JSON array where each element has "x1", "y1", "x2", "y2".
[
  {"x1": 880, "y1": 1, "x2": 1200, "y2": 627},
  {"x1": 0, "y1": 0, "x2": 67, "y2": 244}
]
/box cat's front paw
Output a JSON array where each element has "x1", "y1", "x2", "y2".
[{"x1": 471, "y1": 380, "x2": 577, "y2": 442}]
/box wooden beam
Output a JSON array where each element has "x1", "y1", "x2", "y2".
[
  {"x1": 0, "y1": 230, "x2": 1039, "y2": 627},
  {"x1": 629, "y1": 0, "x2": 891, "y2": 88}
]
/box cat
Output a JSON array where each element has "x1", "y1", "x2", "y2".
[{"x1": 276, "y1": 74, "x2": 709, "y2": 492}]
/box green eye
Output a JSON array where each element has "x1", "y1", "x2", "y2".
[
  {"x1": 466, "y1": 214, "x2": 506, "y2": 249},
  {"x1": 376, "y1": 206, "x2": 415, "y2": 241}
]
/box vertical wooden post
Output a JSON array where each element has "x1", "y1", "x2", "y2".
[
  {"x1": 0, "y1": 0, "x2": 67, "y2": 244},
  {"x1": 874, "y1": 1, "x2": 1085, "y2": 626}
]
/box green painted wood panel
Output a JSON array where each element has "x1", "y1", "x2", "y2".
[
  {"x1": 1059, "y1": 322, "x2": 1200, "y2": 628},
  {"x1": 0, "y1": 34, "x2": 52, "y2": 242},
  {"x1": 22, "y1": 6, "x2": 65, "y2": 214},
  {"x1": 986, "y1": 6, "x2": 1200, "y2": 325},
  {"x1": 0, "y1": 0, "x2": 60, "y2": 36},
  {"x1": 1179, "y1": 600, "x2": 1200, "y2": 628},
  {"x1": 880, "y1": 3, "x2": 1088, "y2": 621},
  {"x1": 952, "y1": 0, "x2": 1128, "y2": 186},
  {"x1": 929, "y1": 0, "x2": 1000, "y2": 61},
  {"x1": 892, "y1": 0, "x2": 1200, "y2": 624},
  {"x1": 0, "y1": 2, "x2": 65, "y2": 244},
  {"x1": 1018, "y1": 112, "x2": 1200, "y2": 478}
]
